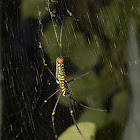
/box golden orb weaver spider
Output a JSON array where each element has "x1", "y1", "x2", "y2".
[{"x1": 39, "y1": 23, "x2": 106, "y2": 140}]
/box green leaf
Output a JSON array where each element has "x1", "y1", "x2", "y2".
[
  {"x1": 42, "y1": 19, "x2": 100, "y2": 70},
  {"x1": 79, "y1": 109, "x2": 107, "y2": 129},
  {"x1": 59, "y1": 122, "x2": 96, "y2": 140},
  {"x1": 110, "y1": 91, "x2": 128, "y2": 122}
]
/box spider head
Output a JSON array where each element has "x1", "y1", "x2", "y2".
[{"x1": 57, "y1": 57, "x2": 64, "y2": 64}]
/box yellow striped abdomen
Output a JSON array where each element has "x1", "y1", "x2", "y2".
[{"x1": 56, "y1": 57, "x2": 66, "y2": 84}]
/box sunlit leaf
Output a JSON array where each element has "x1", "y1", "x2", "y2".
[{"x1": 59, "y1": 122, "x2": 96, "y2": 140}]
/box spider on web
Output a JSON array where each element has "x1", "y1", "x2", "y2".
[{"x1": 39, "y1": 23, "x2": 106, "y2": 140}]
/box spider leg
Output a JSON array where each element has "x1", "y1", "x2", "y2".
[
  {"x1": 70, "y1": 96, "x2": 106, "y2": 111},
  {"x1": 41, "y1": 89, "x2": 61, "y2": 107},
  {"x1": 68, "y1": 96, "x2": 86, "y2": 140},
  {"x1": 44, "y1": 63, "x2": 56, "y2": 79},
  {"x1": 59, "y1": 21, "x2": 63, "y2": 57},
  {"x1": 39, "y1": 44, "x2": 59, "y2": 81},
  {"x1": 52, "y1": 92, "x2": 62, "y2": 139},
  {"x1": 45, "y1": 65, "x2": 61, "y2": 83},
  {"x1": 67, "y1": 72, "x2": 89, "y2": 83}
]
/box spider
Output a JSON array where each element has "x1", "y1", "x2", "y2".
[{"x1": 39, "y1": 24, "x2": 106, "y2": 140}]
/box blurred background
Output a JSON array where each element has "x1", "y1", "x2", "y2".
[{"x1": 0, "y1": 0, "x2": 140, "y2": 140}]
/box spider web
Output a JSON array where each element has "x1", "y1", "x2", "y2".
[
  {"x1": 1, "y1": 1, "x2": 86, "y2": 139},
  {"x1": 1, "y1": 0, "x2": 137, "y2": 139}
]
